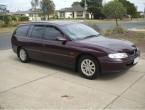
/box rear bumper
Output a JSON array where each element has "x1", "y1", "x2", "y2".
[
  {"x1": 99, "y1": 53, "x2": 140, "y2": 73},
  {"x1": 12, "y1": 45, "x2": 17, "y2": 54}
]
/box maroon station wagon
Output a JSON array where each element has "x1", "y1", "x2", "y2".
[{"x1": 11, "y1": 21, "x2": 140, "y2": 79}]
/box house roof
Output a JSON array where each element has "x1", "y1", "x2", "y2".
[
  {"x1": 14, "y1": 10, "x2": 42, "y2": 14},
  {"x1": 14, "y1": 11, "x2": 30, "y2": 14},
  {"x1": 59, "y1": 6, "x2": 85, "y2": 12},
  {"x1": 6, "y1": 12, "x2": 14, "y2": 15}
]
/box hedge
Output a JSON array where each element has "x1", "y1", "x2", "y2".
[{"x1": 19, "y1": 16, "x2": 29, "y2": 21}]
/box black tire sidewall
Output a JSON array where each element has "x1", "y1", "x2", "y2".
[{"x1": 78, "y1": 55, "x2": 100, "y2": 79}]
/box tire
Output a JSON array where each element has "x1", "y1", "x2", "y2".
[
  {"x1": 78, "y1": 55, "x2": 100, "y2": 80},
  {"x1": 18, "y1": 47, "x2": 29, "y2": 63}
]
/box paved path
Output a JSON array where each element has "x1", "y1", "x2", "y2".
[
  {"x1": 128, "y1": 28, "x2": 145, "y2": 32},
  {"x1": 0, "y1": 50, "x2": 145, "y2": 109}
]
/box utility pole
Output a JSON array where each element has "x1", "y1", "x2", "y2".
[
  {"x1": 84, "y1": 0, "x2": 87, "y2": 20},
  {"x1": 144, "y1": 3, "x2": 145, "y2": 19}
]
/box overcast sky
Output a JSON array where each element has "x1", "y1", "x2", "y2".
[{"x1": 0, "y1": 0, "x2": 145, "y2": 12}]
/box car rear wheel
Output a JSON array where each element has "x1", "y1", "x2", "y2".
[
  {"x1": 18, "y1": 48, "x2": 29, "y2": 63},
  {"x1": 78, "y1": 55, "x2": 100, "y2": 79}
]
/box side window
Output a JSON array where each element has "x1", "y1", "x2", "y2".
[
  {"x1": 44, "y1": 26, "x2": 63, "y2": 40},
  {"x1": 15, "y1": 25, "x2": 30, "y2": 37},
  {"x1": 27, "y1": 25, "x2": 34, "y2": 37},
  {"x1": 31, "y1": 25, "x2": 44, "y2": 39}
]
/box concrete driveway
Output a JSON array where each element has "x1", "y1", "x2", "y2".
[{"x1": 0, "y1": 49, "x2": 145, "y2": 109}]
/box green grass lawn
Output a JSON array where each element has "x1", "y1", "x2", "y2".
[
  {"x1": 0, "y1": 21, "x2": 29, "y2": 34},
  {"x1": 107, "y1": 31, "x2": 145, "y2": 53},
  {"x1": 0, "y1": 27, "x2": 15, "y2": 34},
  {"x1": 84, "y1": 18, "x2": 145, "y2": 23}
]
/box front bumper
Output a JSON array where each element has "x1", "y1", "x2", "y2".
[{"x1": 99, "y1": 52, "x2": 140, "y2": 73}]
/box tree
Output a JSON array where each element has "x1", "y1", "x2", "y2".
[
  {"x1": 103, "y1": 0, "x2": 126, "y2": 26},
  {"x1": 71, "y1": 2, "x2": 80, "y2": 7},
  {"x1": 118, "y1": 0, "x2": 137, "y2": 19},
  {"x1": 31, "y1": 0, "x2": 39, "y2": 20},
  {"x1": 80, "y1": 0, "x2": 104, "y2": 19},
  {"x1": 40, "y1": 0, "x2": 55, "y2": 20}
]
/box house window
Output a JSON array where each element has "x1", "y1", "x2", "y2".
[
  {"x1": 76, "y1": 11, "x2": 83, "y2": 18},
  {"x1": 60, "y1": 12, "x2": 65, "y2": 18}
]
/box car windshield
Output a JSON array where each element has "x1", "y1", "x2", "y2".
[{"x1": 61, "y1": 23, "x2": 100, "y2": 40}]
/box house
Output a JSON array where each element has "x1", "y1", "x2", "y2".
[
  {"x1": 13, "y1": 9, "x2": 54, "y2": 21},
  {"x1": 58, "y1": 6, "x2": 92, "y2": 19},
  {"x1": 0, "y1": 4, "x2": 8, "y2": 13},
  {"x1": 13, "y1": 10, "x2": 42, "y2": 21}
]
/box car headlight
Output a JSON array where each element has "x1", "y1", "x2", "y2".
[{"x1": 108, "y1": 53, "x2": 128, "y2": 59}]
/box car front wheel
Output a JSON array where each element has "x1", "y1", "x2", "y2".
[
  {"x1": 18, "y1": 48, "x2": 29, "y2": 63},
  {"x1": 78, "y1": 55, "x2": 100, "y2": 79}
]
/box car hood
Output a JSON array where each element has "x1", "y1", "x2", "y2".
[{"x1": 77, "y1": 36, "x2": 135, "y2": 52}]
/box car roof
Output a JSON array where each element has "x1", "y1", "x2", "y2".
[{"x1": 22, "y1": 21, "x2": 77, "y2": 26}]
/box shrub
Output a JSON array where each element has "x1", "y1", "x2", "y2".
[
  {"x1": 9, "y1": 22, "x2": 20, "y2": 27},
  {"x1": 19, "y1": 16, "x2": 29, "y2": 21},
  {"x1": 0, "y1": 23, "x2": 9, "y2": 28},
  {"x1": 3, "y1": 15, "x2": 12, "y2": 25},
  {"x1": 112, "y1": 26, "x2": 126, "y2": 34},
  {"x1": 0, "y1": 16, "x2": 3, "y2": 21},
  {"x1": 0, "y1": 22, "x2": 2, "y2": 28},
  {"x1": 103, "y1": 26, "x2": 127, "y2": 36},
  {"x1": 103, "y1": 28, "x2": 113, "y2": 36},
  {"x1": 86, "y1": 23, "x2": 102, "y2": 33},
  {"x1": 11, "y1": 16, "x2": 18, "y2": 21},
  {"x1": 41, "y1": 16, "x2": 46, "y2": 20}
]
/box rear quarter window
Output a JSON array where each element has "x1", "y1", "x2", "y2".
[
  {"x1": 15, "y1": 25, "x2": 30, "y2": 37},
  {"x1": 31, "y1": 25, "x2": 44, "y2": 39}
]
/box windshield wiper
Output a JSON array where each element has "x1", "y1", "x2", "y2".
[{"x1": 84, "y1": 34, "x2": 101, "y2": 39}]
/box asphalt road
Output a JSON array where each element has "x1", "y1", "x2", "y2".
[
  {"x1": 0, "y1": 33, "x2": 12, "y2": 51},
  {"x1": 96, "y1": 21, "x2": 145, "y2": 30},
  {"x1": 0, "y1": 21, "x2": 145, "y2": 51}
]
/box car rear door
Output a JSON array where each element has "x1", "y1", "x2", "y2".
[{"x1": 25, "y1": 25, "x2": 45, "y2": 60}]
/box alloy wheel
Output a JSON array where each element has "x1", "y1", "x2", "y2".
[{"x1": 81, "y1": 59, "x2": 96, "y2": 76}]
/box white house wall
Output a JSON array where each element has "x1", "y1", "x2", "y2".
[
  {"x1": 31, "y1": 14, "x2": 41, "y2": 21},
  {"x1": 58, "y1": 11, "x2": 92, "y2": 19},
  {"x1": 65, "y1": 12, "x2": 73, "y2": 18},
  {"x1": 25, "y1": 14, "x2": 29, "y2": 17},
  {"x1": 89, "y1": 13, "x2": 92, "y2": 19},
  {"x1": 74, "y1": 12, "x2": 77, "y2": 18},
  {"x1": 83, "y1": 12, "x2": 85, "y2": 18}
]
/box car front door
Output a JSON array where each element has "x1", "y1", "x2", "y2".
[{"x1": 41, "y1": 25, "x2": 75, "y2": 66}]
